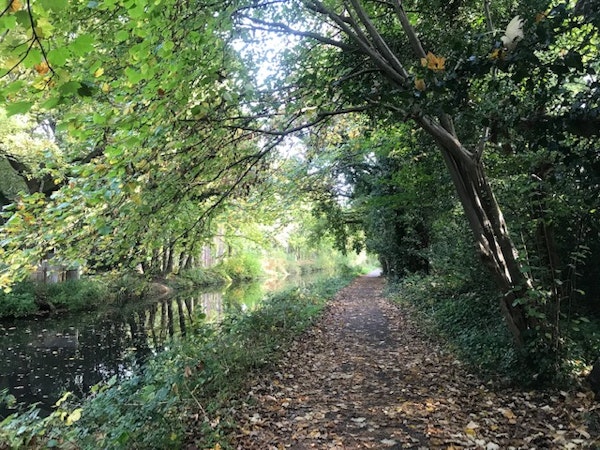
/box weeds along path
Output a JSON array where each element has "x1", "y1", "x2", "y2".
[{"x1": 232, "y1": 274, "x2": 598, "y2": 449}]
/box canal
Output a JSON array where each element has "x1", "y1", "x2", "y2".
[{"x1": 0, "y1": 275, "x2": 317, "y2": 417}]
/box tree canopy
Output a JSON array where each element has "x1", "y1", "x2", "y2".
[{"x1": 0, "y1": 0, "x2": 599, "y2": 374}]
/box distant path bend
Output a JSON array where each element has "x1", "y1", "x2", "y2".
[{"x1": 232, "y1": 274, "x2": 597, "y2": 449}]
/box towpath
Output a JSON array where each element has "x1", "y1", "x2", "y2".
[{"x1": 233, "y1": 273, "x2": 598, "y2": 449}]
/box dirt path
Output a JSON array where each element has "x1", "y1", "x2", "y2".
[{"x1": 232, "y1": 274, "x2": 598, "y2": 449}]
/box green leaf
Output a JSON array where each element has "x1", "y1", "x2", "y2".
[
  {"x1": 115, "y1": 30, "x2": 129, "y2": 42},
  {"x1": 2, "y1": 80, "x2": 25, "y2": 95},
  {"x1": 48, "y1": 47, "x2": 70, "y2": 66},
  {"x1": 104, "y1": 146, "x2": 123, "y2": 158},
  {"x1": 40, "y1": 0, "x2": 68, "y2": 10},
  {"x1": 41, "y1": 96, "x2": 63, "y2": 109},
  {"x1": 6, "y1": 101, "x2": 33, "y2": 116},
  {"x1": 59, "y1": 81, "x2": 81, "y2": 95},
  {"x1": 70, "y1": 34, "x2": 95, "y2": 56},
  {"x1": 0, "y1": 15, "x2": 17, "y2": 33},
  {"x1": 125, "y1": 67, "x2": 144, "y2": 84}
]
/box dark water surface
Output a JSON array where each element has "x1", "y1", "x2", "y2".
[{"x1": 0, "y1": 275, "x2": 312, "y2": 417}]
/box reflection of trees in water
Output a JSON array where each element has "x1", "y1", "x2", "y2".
[
  {"x1": 201, "y1": 292, "x2": 224, "y2": 321},
  {"x1": 1, "y1": 279, "x2": 295, "y2": 416}
]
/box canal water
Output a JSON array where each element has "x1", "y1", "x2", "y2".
[{"x1": 0, "y1": 275, "x2": 317, "y2": 417}]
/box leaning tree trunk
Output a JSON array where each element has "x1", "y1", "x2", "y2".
[
  {"x1": 416, "y1": 115, "x2": 533, "y2": 346},
  {"x1": 247, "y1": 0, "x2": 538, "y2": 346},
  {"x1": 435, "y1": 138, "x2": 532, "y2": 346}
]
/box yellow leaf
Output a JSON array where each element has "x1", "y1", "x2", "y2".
[
  {"x1": 101, "y1": 83, "x2": 111, "y2": 93},
  {"x1": 414, "y1": 78, "x2": 426, "y2": 91},
  {"x1": 54, "y1": 392, "x2": 71, "y2": 407},
  {"x1": 212, "y1": 444, "x2": 222, "y2": 450},
  {"x1": 94, "y1": 67, "x2": 105, "y2": 78},
  {"x1": 535, "y1": 11, "x2": 548, "y2": 23},
  {"x1": 66, "y1": 408, "x2": 82, "y2": 426},
  {"x1": 9, "y1": 0, "x2": 21, "y2": 12},
  {"x1": 421, "y1": 51, "x2": 446, "y2": 71},
  {"x1": 500, "y1": 408, "x2": 516, "y2": 419},
  {"x1": 489, "y1": 49, "x2": 502, "y2": 60},
  {"x1": 464, "y1": 420, "x2": 479, "y2": 436},
  {"x1": 34, "y1": 18, "x2": 54, "y2": 38}
]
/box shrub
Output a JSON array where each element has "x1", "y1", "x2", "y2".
[
  {"x1": 174, "y1": 267, "x2": 230, "y2": 288},
  {"x1": 216, "y1": 253, "x2": 262, "y2": 282},
  {"x1": 45, "y1": 280, "x2": 110, "y2": 311},
  {"x1": 0, "y1": 291, "x2": 36, "y2": 318}
]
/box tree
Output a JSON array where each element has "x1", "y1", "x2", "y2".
[
  {"x1": 0, "y1": 0, "x2": 282, "y2": 281},
  {"x1": 0, "y1": 0, "x2": 598, "y2": 364},
  {"x1": 232, "y1": 0, "x2": 599, "y2": 349}
]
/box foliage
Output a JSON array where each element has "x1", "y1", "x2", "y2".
[
  {"x1": 36, "y1": 279, "x2": 109, "y2": 310},
  {"x1": 0, "y1": 279, "x2": 109, "y2": 318},
  {"x1": 215, "y1": 252, "x2": 263, "y2": 282},
  {"x1": 171, "y1": 267, "x2": 231, "y2": 290},
  {"x1": 0, "y1": 392, "x2": 83, "y2": 450},
  {"x1": 0, "y1": 0, "x2": 597, "y2": 386},
  {"x1": 0, "y1": 288, "x2": 35, "y2": 318},
  {"x1": 0, "y1": 273, "x2": 357, "y2": 449}
]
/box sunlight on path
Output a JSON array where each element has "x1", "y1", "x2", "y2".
[
  {"x1": 232, "y1": 276, "x2": 597, "y2": 449},
  {"x1": 365, "y1": 269, "x2": 382, "y2": 278}
]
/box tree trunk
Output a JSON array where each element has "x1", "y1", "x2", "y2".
[
  {"x1": 437, "y1": 145, "x2": 532, "y2": 346},
  {"x1": 164, "y1": 243, "x2": 174, "y2": 275}
]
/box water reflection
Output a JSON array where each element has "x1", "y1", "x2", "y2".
[
  {"x1": 0, "y1": 272, "x2": 329, "y2": 417},
  {"x1": 0, "y1": 283, "x2": 236, "y2": 417},
  {"x1": 0, "y1": 272, "x2": 332, "y2": 420}
]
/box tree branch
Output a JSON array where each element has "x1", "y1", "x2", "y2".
[
  {"x1": 390, "y1": 0, "x2": 426, "y2": 59},
  {"x1": 229, "y1": 105, "x2": 371, "y2": 137},
  {"x1": 238, "y1": 15, "x2": 355, "y2": 51},
  {"x1": 348, "y1": 0, "x2": 409, "y2": 79},
  {"x1": 304, "y1": 0, "x2": 408, "y2": 84}
]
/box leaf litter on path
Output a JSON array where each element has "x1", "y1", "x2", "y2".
[{"x1": 232, "y1": 276, "x2": 600, "y2": 449}]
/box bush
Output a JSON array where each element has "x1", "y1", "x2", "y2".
[
  {"x1": 0, "y1": 279, "x2": 111, "y2": 319},
  {"x1": 45, "y1": 280, "x2": 110, "y2": 311},
  {"x1": 0, "y1": 291, "x2": 36, "y2": 318},
  {"x1": 173, "y1": 267, "x2": 230, "y2": 288},
  {"x1": 215, "y1": 253, "x2": 262, "y2": 282}
]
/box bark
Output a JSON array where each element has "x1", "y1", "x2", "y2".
[
  {"x1": 164, "y1": 243, "x2": 175, "y2": 275},
  {"x1": 446, "y1": 152, "x2": 531, "y2": 345},
  {"x1": 361, "y1": 1, "x2": 534, "y2": 345},
  {"x1": 3, "y1": 138, "x2": 107, "y2": 197}
]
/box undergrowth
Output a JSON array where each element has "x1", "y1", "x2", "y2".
[
  {"x1": 0, "y1": 280, "x2": 110, "y2": 319},
  {"x1": 0, "y1": 271, "x2": 358, "y2": 449},
  {"x1": 389, "y1": 273, "x2": 522, "y2": 384},
  {"x1": 390, "y1": 272, "x2": 600, "y2": 388}
]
